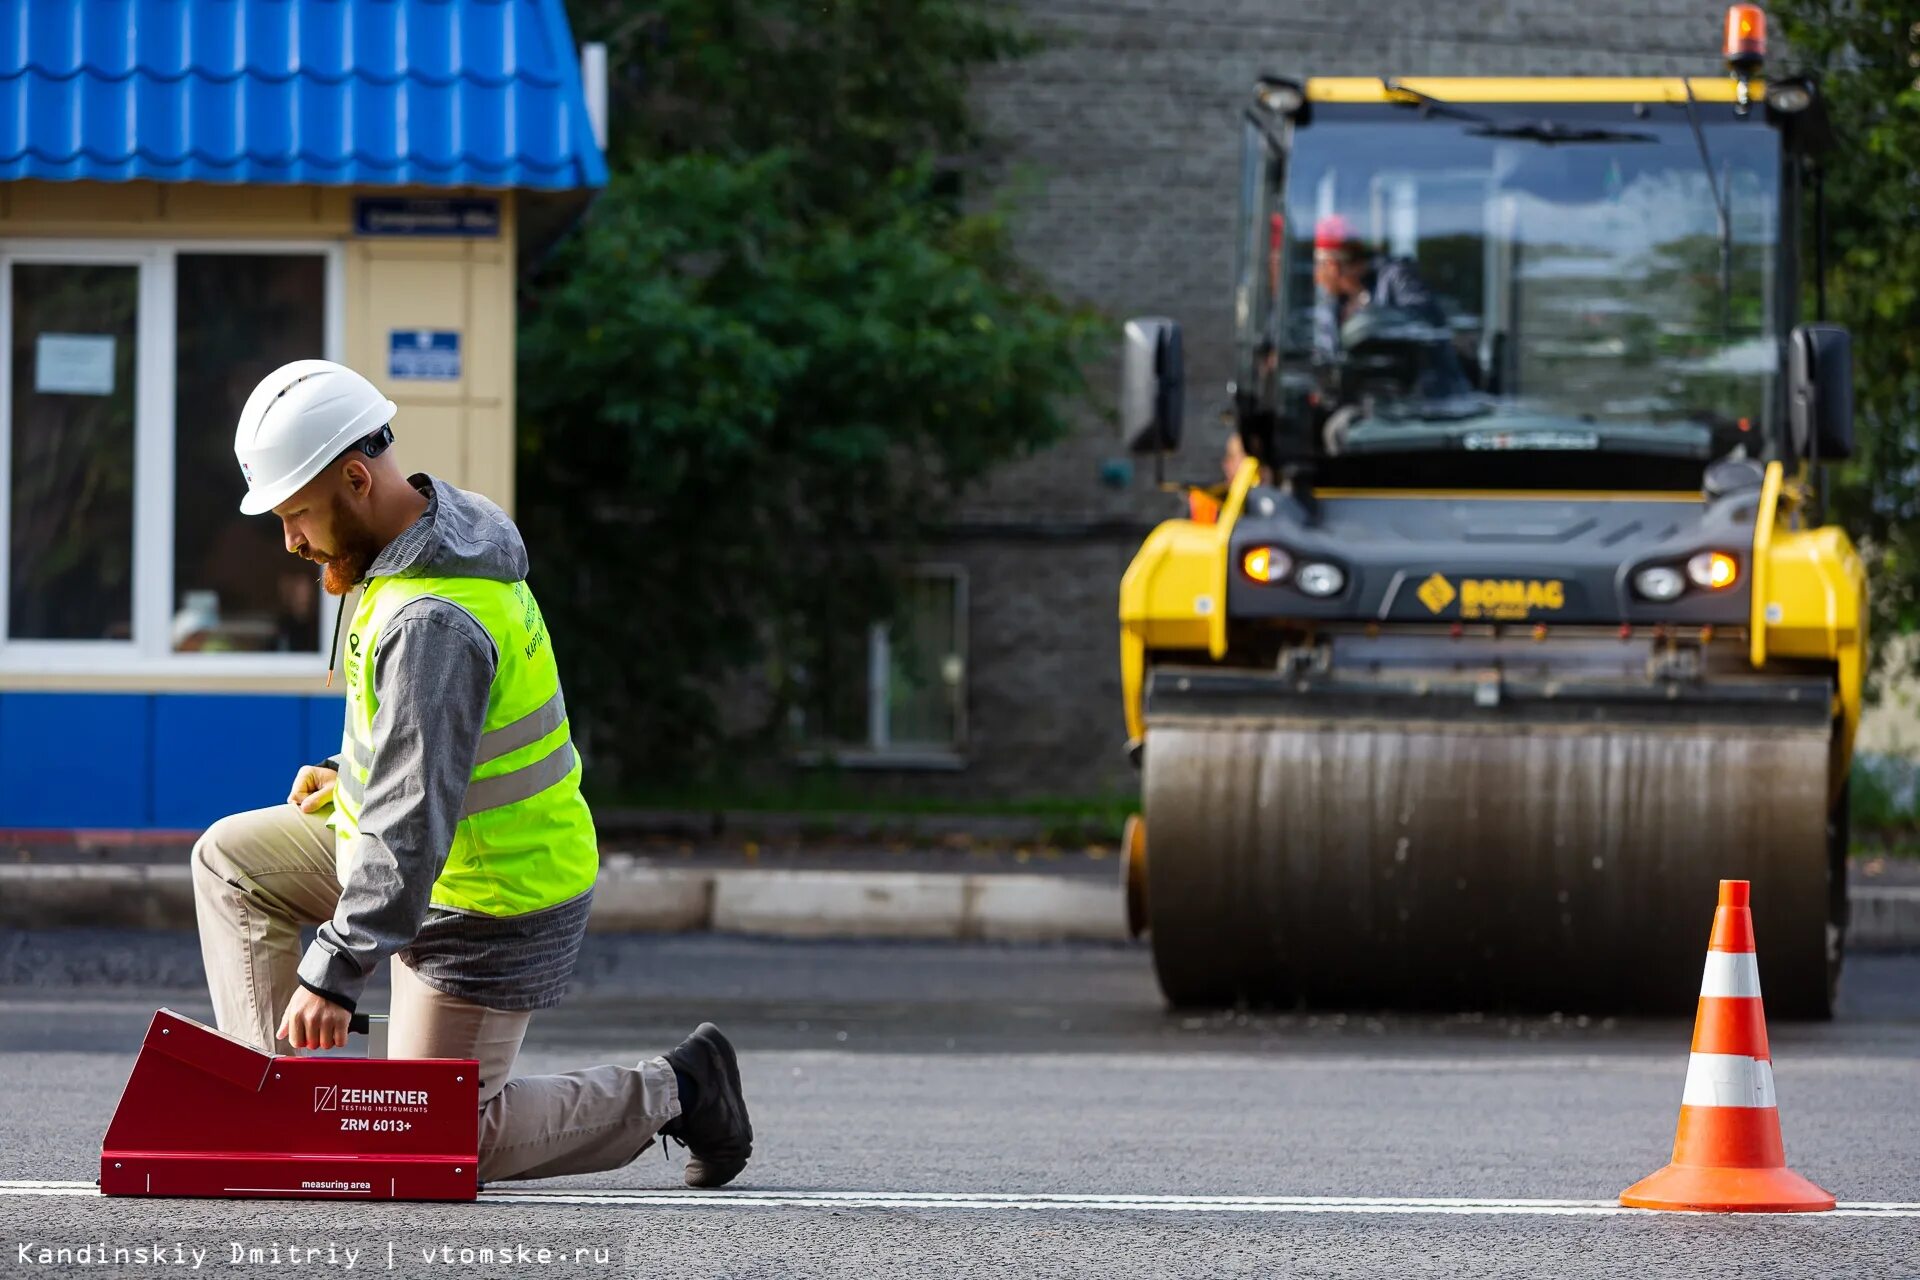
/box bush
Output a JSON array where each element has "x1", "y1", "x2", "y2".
[
  {"x1": 1850, "y1": 752, "x2": 1920, "y2": 852},
  {"x1": 517, "y1": 154, "x2": 1101, "y2": 785}
]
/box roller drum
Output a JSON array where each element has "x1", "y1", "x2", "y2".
[{"x1": 1143, "y1": 711, "x2": 1838, "y2": 1017}]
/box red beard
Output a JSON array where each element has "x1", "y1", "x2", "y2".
[
  {"x1": 322, "y1": 557, "x2": 367, "y2": 596},
  {"x1": 315, "y1": 494, "x2": 384, "y2": 596}
]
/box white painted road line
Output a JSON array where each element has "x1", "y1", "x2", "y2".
[{"x1": 5, "y1": 1181, "x2": 1919, "y2": 1217}]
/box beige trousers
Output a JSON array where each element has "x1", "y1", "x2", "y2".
[{"x1": 189, "y1": 803, "x2": 681, "y2": 1184}]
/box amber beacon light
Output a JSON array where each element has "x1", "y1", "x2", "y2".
[
  {"x1": 1723, "y1": 3, "x2": 1767, "y2": 112},
  {"x1": 1724, "y1": 4, "x2": 1767, "y2": 64}
]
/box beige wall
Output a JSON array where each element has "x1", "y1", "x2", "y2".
[
  {"x1": 342, "y1": 205, "x2": 519, "y2": 511},
  {"x1": 0, "y1": 180, "x2": 518, "y2": 510}
]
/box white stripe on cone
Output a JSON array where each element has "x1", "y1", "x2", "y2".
[
  {"x1": 1680, "y1": 1052, "x2": 1777, "y2": 1108},
  {"x1": 1698, "y1": 950, "x2": 1762, "y2": 998}
]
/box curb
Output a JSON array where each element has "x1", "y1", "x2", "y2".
[
  {"x1": 0, "y1": 861, "x2": 1132, "y2": 944},
  {"x1": 1848, "y1": 886, "x2": 1920, "y2": 951},
  {"x1": 3, "y1": 862, "x2": 1915, "y2": 950},
  {"x1": 0, "y1": 863, "x2": 199, "y2": 930}
]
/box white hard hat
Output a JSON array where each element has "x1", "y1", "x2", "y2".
[{"x1": 233, "y1": 359, "x2": 398, "y2": 515}]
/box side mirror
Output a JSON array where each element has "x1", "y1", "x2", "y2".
[
  {"x1": 1120, "y1": 318, "x2": 1184, "y2": 454},
  {"x1": 1788, "y1": 324, "x2": 1853, "y2": 463}
]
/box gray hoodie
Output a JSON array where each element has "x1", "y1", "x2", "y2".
[{"x1": 295, "y1": 474, "x2": 595, "y2": 1013}]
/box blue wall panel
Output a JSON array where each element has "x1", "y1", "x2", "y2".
[
  {"x1": 150, "y1": 695, "x2": 307, "y2": 829},
  {"x1": 303, "y1": 695, "x2": 347, "y2": 769},
  {"x1": 0, "y1": 692, "x2": 350, "y2": 831},
  {"x1": 0, "y1": 693, "x2": 153, "y2": 828}
]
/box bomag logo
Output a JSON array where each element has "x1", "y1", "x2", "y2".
[
  {"x1": 1415, "y1": 574, "x2": 1566, "y2": 619},
  {"x1": 1416, "y1": 574, "x2": 1456, "y2": 614},
  {"x1": 1461, "y1": 578, "x2": 1566, "y2": 620}
]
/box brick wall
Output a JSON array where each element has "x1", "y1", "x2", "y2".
[{"x1": 921, "y1": 529, "x2": 1144, "y2": 800}]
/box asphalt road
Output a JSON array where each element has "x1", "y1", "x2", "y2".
[{"x1": 2, "y1": 932, "x2": 1918, "y2": 1278}]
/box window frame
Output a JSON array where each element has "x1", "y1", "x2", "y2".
[
  {"x1": 0, "y1": 238, "x2": 346, "y2": 676},
  {"x1": 798, "y1": 563, "x2": 969, "y2": 771}
]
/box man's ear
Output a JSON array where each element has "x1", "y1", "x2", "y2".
[{"x1": 343, "y1": 458, "x2": 373, "y2": 498}]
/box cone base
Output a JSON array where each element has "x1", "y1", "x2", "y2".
[{"x1": 1620, "y1": 1162, "x2": 1836, "y2": 1213}]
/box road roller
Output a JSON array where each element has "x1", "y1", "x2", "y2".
[{"x1": 1116, "y1": 14, "x2": 1866, "y2": 1017}]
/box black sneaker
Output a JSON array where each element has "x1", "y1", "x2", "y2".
[{"x1": 661, "y1": 1022, "x2": 752, "y2": 1188}]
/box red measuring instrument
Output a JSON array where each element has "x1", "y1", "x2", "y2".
[{"x1": 100, "y1": 1008, "x2": 478, "y2": 1201}]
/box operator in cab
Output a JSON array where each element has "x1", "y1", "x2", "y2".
[
  {"x1": 1310, "y1": 214, "x2": 1444, "y2": 362},
  {"x1": 1308, "y1": 214, "x2": 1478, "y2": 452}
]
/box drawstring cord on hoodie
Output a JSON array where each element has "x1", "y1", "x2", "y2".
[
  {"x1": 325, "y1": 593, "x2": 345, "y2": 688},
  {"x1": 324, "y1": 585, "x2": 366, "y2": 688}
]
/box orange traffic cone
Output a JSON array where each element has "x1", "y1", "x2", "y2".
[{"x1": 1620, "y1": 879, "x2": 1834, "y2": 1212}]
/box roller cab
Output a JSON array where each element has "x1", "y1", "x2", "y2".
[{"x1": 1117, "y1": 55, "x2": 1864, "y2": 1017}]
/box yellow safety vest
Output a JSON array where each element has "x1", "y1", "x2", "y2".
[{"x1": 330, "y1": 574, "x2": 598, "y2": 916}]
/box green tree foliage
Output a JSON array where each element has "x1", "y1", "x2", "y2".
[
  {"x1": 1773, "y1": 2, "x2": 1920, "y2": 666},
  {"x1": 518, "y1": 4, "x2": 1101, "y2": 784}
]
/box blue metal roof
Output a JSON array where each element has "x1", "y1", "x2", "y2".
[{"x1": 0, "y1": 0, "x2": 607, "y2": 189}]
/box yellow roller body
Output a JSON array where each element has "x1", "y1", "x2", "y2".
[
  {"x1": 1120, "y1": 467, "x2": 1863, "y2": 1019},
  {"x1": 1117, "y1": 73, "x2": 1866, "y2": 1018}
]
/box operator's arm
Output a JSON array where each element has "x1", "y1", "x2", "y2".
[
  {"x1": 1375, "y1": 258, "x2": 1439, "y2": 320},
  {"x1": 294, "y1": 608, "x2": 496, "y2": 1010}
]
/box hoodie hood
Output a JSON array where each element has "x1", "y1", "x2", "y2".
[{"x1": 367, "y1": 474, "x2": 529, "y2": 584}]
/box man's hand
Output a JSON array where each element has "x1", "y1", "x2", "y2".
[
  {"x1": 288, "y1": 765, "x2": 338, "y2": 814},
  {"x1": 277, "y1": 987, "x2": 352, "y2": 1051}
]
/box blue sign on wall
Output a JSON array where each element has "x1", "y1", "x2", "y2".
[
  {"x1": 354, "y1": 197, "x2": 501, "y2": 237},
  {"x1": 389, "y1": 330, "x2": 461, "y2": 381}
]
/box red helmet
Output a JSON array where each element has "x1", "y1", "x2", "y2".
[{"x1": 1313, "y1": 214, "x2": 1359, "y2": 254}]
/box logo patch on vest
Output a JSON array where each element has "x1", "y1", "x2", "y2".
[{"x1": 514, "y1": 581, "x2": 549, "y2": 661}]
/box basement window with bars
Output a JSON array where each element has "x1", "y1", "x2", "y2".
[{"x1": 793, "y1": 568, "x2": 968, "y2": 769}]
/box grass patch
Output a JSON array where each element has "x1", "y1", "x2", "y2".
[
  {"x1": 590, "y1": 777, "x2": 1137, "y2": 833},
  {"x1": 599, "y1": 754, "x2": 1920, "y2": 856}
]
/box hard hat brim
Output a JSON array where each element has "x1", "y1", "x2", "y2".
[
  {"x1": 236, "y1": 399, "x2": 398, "y2": 515},
  {"x1": 239, "y1": 477, "x2": 303, "y2": 517}
]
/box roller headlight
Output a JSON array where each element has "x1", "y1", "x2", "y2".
[
  {"x1": 1256, "y1": 79, "x2": 1306, "y2": 114},
  {"x1": 1633, "y1": 565, "x2": 1686, "y2": 602},
  {"x1": 1295, "y1": 562, "x2": 1346, "y2": 598},
  {"x1": 1241, "y1": 545, "x2": 1293, "y2": 584},
  {"x1": 1766, "y1": 82, "x2": 1814, "y2": 114},
  {"x1": 1687, "y1": 551, "x2": 1739, "y2": 590}
]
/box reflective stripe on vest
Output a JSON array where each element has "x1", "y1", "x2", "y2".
[
  {"x1": 463, "y1": 739, "x2": 579, "y2": 818},
  {"x1": 474, "y1": 687, "x2": 567, "y2": 767},
  {"x1": 338, "y1": 688, "x2": 569, "y2": 813}
]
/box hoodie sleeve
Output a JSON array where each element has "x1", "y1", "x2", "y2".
[{"x1": 295, "y1": 604, "x2": 497, "y2": 1011}]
